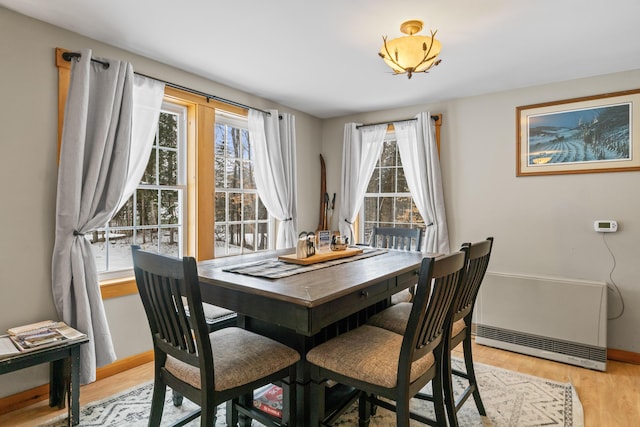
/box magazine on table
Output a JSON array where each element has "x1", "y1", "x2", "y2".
[
  {"x1": 0, "y1": 336, "x2": 20, "y2": 358},
  {"x1": 5, "y1": 320, "x2": 86, "y2": 353}
]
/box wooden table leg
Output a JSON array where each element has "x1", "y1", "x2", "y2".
[
  {"x1": 49, "y1": 358, "x2": 67, "y2": 410},
  {"x1": 70, "y1": 346, "x2": 81, "y2": 426}
]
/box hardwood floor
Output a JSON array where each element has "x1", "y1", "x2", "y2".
[
  {"x1": 1, "y1": 340, "x2": 638, "y2": 426},
  {"x1": 0, "y1": 362, "x2": 154, "y2": 427}
]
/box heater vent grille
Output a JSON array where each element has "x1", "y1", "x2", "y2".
[
  {"x1": 476, "y1": 325, "x2": 607, "y2": 363},
  {"x1": 474, "y1": 272, "x2": 607, "y2": 371}
]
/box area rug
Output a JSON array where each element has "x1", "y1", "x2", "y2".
[{"x1": 40, "y1": 358, "x2": 583, "y2": 426}]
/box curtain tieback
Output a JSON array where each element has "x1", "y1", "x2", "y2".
[
  {"x1": 283, "y1": 217, "x2": 292, "y2": 221},
  {"x1": 344, "y1": 218, "x2": 353, "y2": 224},
  {"x1": 73, "y1": 230, "x2": 85, "y2": 236},
  {"x1": 426, "y1": 222, "x2": 434, "y2": 227}
]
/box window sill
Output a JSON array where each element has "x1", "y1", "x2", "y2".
[{"x1": 100, "y1": 277, "x2": 138, "y2": 300}]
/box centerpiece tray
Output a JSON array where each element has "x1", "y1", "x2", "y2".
[{"x1": 278, "y1": 247, "x2": 364, "y2": 265}]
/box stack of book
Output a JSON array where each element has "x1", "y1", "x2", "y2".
[
  {"x1": 2, "y1": 320, "x2": 86, "y2": 354},
  {"x1": 253, "y1": 383, "x2": 283, "y2": 419}
]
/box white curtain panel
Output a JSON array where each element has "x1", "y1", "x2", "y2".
[
  {"x1": 116, "y1": 75, "x2": 165, "y2": 211},
  {"x1": 338, "y1": 123, "x2": 386, "y2": 240},
  {"x1": 248, "y1": 109, "x2": 298, "y2": 249},
  {"x1": 394, "y1": 113, "x2": 450, "y2": 254},
  {"x1": 51, "y1": 49, "x2": 164, "y2": 383}
]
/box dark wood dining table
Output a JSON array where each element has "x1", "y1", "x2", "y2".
[{"x1": 197, "y1": 247, "x2": 425, "y2": 424}]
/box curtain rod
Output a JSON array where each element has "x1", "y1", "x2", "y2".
[
  {"x1": 355, "y1": 115, "x2": 438, "y2": 129},
  {"x1": 61, "y1": 51, "x2": 273, "y2": 116}
]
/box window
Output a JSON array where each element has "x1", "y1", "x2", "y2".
[
  {"x1": 56, "y1": 48, "x2": 277, "y2": 297},
  {"x1": 361, "y1": 132, "x2": 425, "y2": 245},
  {"x1": 214, "y1": 111, "x2": 271, "y2": 257},
  {"x1": 92, "y1": 102, "x2": 187, "y2": 278}
]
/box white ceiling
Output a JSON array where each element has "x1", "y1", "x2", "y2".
[{"x1": 3, "y1": 0, "x2": 640, "y2": 119}]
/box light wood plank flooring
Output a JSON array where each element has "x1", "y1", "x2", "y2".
[{"x1": 1, "y1": 340, "x2": 638, "y2": 426}]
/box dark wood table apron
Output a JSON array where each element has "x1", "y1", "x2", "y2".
[{"x1": 198, "y1": 248, "x2": 423, "y2": 424}]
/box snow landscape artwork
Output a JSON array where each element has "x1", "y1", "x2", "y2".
[
  {"x1": 517, "y1": 90, "x2": 640, "y2": 176},
  {"x1": 528, "y1": 104, "x2": 630, "y2": 165}
]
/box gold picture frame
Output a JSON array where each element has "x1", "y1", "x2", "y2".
[{"x1": 516, "y1": 89, "x2": 640, "y2": 176}]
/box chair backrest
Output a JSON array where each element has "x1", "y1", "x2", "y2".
[
  {"x1": 370, "y1": 227, "x2": 422, "y2": 251},
  {"x1": 131, "y1": 246, "x2": 213, "y2": 378},
  {"x1": 451, "y1": 237, "x2": 494, "y2": 322},
  {"x1": 400, "y1": 249, "x2": 468, "y2": 373}
]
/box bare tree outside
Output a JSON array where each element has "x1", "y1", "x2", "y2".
[
  {"x1": 214, "y1": 117, "x2": 270, "y2": 257},
  {"x1": 92, "y1": 109, "x2": 184, "y2": 273},
  {"x1": 363, "y1": 138, "x2": 424, "y2": 245}
]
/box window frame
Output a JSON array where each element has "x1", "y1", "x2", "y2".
[
  {"x1": 93, "y1": 101, "x2": 188, "y2": 280},
  {"x1": 360, "y1": 131, "x2": 425, "y2": 244},
  {"x1": 213, "y1": 110, "x2": 274, "y2": 257},
  {"x1": 56, "y1": 48, "x2": 256, "y2": 298},
  {"x1": 356, "y1": 117, "x2": 442, "y2": 244}
]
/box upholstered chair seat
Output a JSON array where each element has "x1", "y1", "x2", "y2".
[
  {"x1": 306, "y1": 325, "x2": 435, "y2": 388},
  {"x1": 202, "y1": 302, "x2": 238, "y2": 332},
  {"x1": 166, "y1": 327, "x2": 299, "y2": 391},
  {"x1": 369, "y1": 303, "x2": 466, "y2": 339},
  {"x1": 183, "y1": 300, "x2": 237, "y2": 330},
  {"x1": 390, "y1": 290, "x2": 413, "y2": 305},
  {"x1": 367, "y1": 302, "x2": 411, "y2": 334}
]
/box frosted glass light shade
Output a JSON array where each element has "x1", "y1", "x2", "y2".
[
  {"x1": 380, "y1": 35, "x2": 441, "y2": 73},
  {"x1": 378, "y1": 20, "x2": 442, "y2": 78}
]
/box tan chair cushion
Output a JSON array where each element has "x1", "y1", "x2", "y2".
[
  {"x1": 165, "y1": 327, "x2": 299, "y2": 391},
  {"x1": 202, "y1": 302, "x2": 235, "y2": 323},
  {"x1": 306, "y1": 325, "x2": 434, "y2": 389},
  {"x1": 368, "y1": 304, "x2": 467, "y2": 339},
  {"x1": 451, "y1": 318, "x2": 466, "y2": 339},
  {"x1": 367, "y1": 302, "x2": 412, "y2": 334},
  {"x1": 390, "y1": 289, "x2": 413, "y2": 305}
]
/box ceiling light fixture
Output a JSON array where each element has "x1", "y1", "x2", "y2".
[{"x1": 378, "y1": 20, "x2": 442, "y2": 79}]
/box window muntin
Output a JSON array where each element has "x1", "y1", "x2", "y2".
[
  {"x1": 214, "y1": 111, "x2": 271, "y2": 257},
  {"x1": 361, "y1": 133, "x2": 425, "y2": 245},
  {"x1": 56, "y1": 49, "x2": 278, "y2": 293},
  {"x1": 92, "y1": 102, "x2": 187, "y2": 278}
]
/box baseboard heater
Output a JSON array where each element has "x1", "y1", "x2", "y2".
[{"x1": 475, "y1": 272, "x2": 607, "y2": 371}]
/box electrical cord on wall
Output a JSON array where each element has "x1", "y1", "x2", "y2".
[{"x1": 602, "y1": 232, "x2": 625, "y2": 320}]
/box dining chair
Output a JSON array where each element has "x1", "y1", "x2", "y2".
[
  {"x1": 370, "y1": 226, "x2": 423, "y2": 304},
  {"x1": 442, "y1": 237, "x2": 493, "y2": 424},
  {"x1": 131, "y1": 246, "x2": 300, "y2": 427},
  {"x1": 172, "y1": 302, "x2": 237, "y2": 406},
  {"x1": 369, "y1": 227, "x2": 422, "y2": 251},
  {"x1": 306, "y1": 249, "x2": 468, "y2": 427},
  {"x1": 366, "y1": 237, "x2": 494, "y2": 427}
]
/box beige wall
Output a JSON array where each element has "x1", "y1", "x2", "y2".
[
  {"x1": 2, "y1": 4, "x2": 639, "y2": 399},
  {"x1": 0, "y1": 7, "x2": 321, "y2": 397},
  {"x1": 321, "y1": 70, "x2": 640, "y2": 356}
]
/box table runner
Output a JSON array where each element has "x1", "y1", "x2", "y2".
[{"x1": 222, "y1": 248, "x2": 387, "y2": 279}]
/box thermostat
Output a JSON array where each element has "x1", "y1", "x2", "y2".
[{"x1": 594, "y1": 220, "x2": 618, "y2": 232}]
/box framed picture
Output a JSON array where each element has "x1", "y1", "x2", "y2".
[{"x1": 516, "y1": 89, "x2": 640, "y2": 176}]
